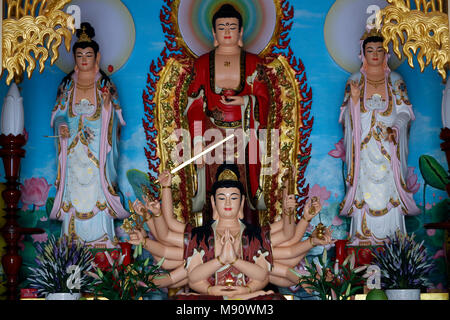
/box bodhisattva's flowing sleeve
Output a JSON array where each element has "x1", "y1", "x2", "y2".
[
  {"x1": 390, "y1": 72, "x2": 415, "y2": 181},
  {"x1": 102, "y1": 79, "x2": 126, "y2": 188},
  {"x1": 51, "y1": 81, "x2": 70, "y2": 134},
  {"x1": 339, "y1": 73, "x2": 361, "y2": 187},
  {"x1": 50, "y1": 79, "x2": 72, "y2": 220},
  {"x1": 248, "y1": 60, "x2": 270, "y2": 129},
  {"x1": 185, "y1": 57, "x2": 208, "y2": 147},
  {"x1": 97, "y1": 77, "x2": 128, "y2": 219}
]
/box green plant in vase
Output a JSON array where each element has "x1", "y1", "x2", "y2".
[
  {"x1": 27, "y1": 235, "x2": 94, "y2": 299},
  {"x1": 290, "y1": 249, "x2": 367, "y2": 300},
  {"x1": 370, "y1": 230, "x2": 434, "y2": 299},
  {"x1": 87, "y1": 243, "x2": 167, "y2": 300}
]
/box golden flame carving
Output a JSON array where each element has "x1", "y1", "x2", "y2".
[
  {"x1": 377, "y1": 0, "x2": 450, "y2": 80},
  {"x1": 2, "y1": 0, "x2": 75, "y2": 84}
]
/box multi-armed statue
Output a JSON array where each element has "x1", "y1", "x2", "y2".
[{"x1": 129, "y1": 164, "x2": 333, "y2": 299}]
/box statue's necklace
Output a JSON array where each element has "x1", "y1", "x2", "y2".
[
  {"x1": 76, "y1": 82, "x2": 95, "y2": 91},
  {"x1": 366, "y1": 77, "x2": 385, "y2": 88}
]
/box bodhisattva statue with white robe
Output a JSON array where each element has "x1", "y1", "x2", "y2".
[
  {"x1": 339, "y1": 28, "x2": 420, "y2": 246},
  {"x1": 50, "y1": 23, "x2": 128, "y2": 248}
]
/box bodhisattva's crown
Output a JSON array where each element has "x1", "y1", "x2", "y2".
[
  {"x1": 360, "y1": 27, "x2": 383, "y2": 41},
  {"x1": 77, "y1": 26, "x2": 92, "y2": 43},
  {"x1": 218, "y1": 169, "x2": 238, "y2": 182}
]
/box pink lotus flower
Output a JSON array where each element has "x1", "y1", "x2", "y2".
[
  {"x1": 426, "y1": 229, "x2": 436, "y2": 237},
  {"x1": 20, "y1": 177, "x2": 52, "y2": 210},
  {"x1": 308, "y1": 184, "x2": 331, "y2": 206},
  {"x1": 406, "y1": 167, "x2": 420, "y2": 194},
  {"x1": 328, "y1": 139, "x2": 345, "y2": 161},
  {"x1": 31, "y1": 232, "x2": 48, "y2": 243},
  {"x1": 432, "y1": 249, "x2": 444, "y2": 259}
]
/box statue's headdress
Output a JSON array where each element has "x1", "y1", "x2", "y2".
[
  {"x1": 360, "y1": 27, "x2": 383, "y2": 41},
  {"x1": 77, "y1": 26, "x2": 92, "y2": 43},
  {"x1": 359, "y1": 25, "x2": 390, "y2": 74},
  {"x1": 211, "y1": 163, "x2": 244, "y2": 198},
  {"x1": 218, "y1": 168, "x2": 238, "y2": 182},
  {"x1": 72, "y1": 22, "x2": 99, "y2": 56}
]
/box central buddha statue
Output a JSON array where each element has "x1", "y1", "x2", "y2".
[{"x1": 184, "y1": 4, "x2": 270, "y2": 225}]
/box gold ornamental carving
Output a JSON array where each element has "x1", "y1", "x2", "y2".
[
  {"x1": 2, "y1": 0, "x2": 75, "y2": 85},
  {"x1": 377, "y1": 0, "x2": 449, "y2": 80}
]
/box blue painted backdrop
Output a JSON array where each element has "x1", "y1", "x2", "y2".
[{"x1": 0, "y1": 0, "x2": 447, "y2": 293}]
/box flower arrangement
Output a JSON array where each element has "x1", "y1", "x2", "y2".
[
  {"x1": 87, "y1": 243, "x2": 167, "y2": 300},
  {"x1": 27, "y1": 235, "x2": 94, "y2": 297},
  {"x1": 290, "y1": 249, "x2": 367, "y2": 300},
  {"x1": 371, "y1": 231, "x2": 434, "y2": 289}
]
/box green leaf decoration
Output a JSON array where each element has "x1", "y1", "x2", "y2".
[
  {"x1": 289, "y1": 268, "x2": 302, "y2": 278},
  {"x1": 45, "y1": 197, "x2": 55, "y2": 216},
  {"x1": 429, "y1": 229, "x2": 445, "y2": 248},
  {"x1": 156, "y1": 257, "x2": 165, "y2": 269},
  {"x1": 430, "y1": 200, "x2": 449, "y2": 223},
  {"x1": 405, "y1": 216, "x2": 421, "y2": 233},
  {"x1": 18, "y1": 210, "x2": 38, "y2": 228},
  {"x1": 419, "y1": 155, "x2": 449, "y2": 191},
  {"x1": 21, "y1": 241, "x2": 37, "y2": 265}
]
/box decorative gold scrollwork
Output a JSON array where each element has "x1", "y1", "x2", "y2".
[
  {"x1": 377, "y1": 0, "x2": 449, "y2": 80},
  {"x1": 2, "y1": 0, "x2": 75, "y2": 85}
]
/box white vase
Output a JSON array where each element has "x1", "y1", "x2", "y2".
[
  {"x1": 1, "y1": 83, "x2": 24, "y2": 136},
  {"x1": 46, "y1": 292, "x2": 81, "y2": 300},
  {"x1": 385, "y1": 289, "x2": 421, "y2": 300}
]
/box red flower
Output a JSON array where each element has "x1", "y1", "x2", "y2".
[
  {"x1": 108, "y1": 65, "x2": 114, "y2": 73},
  {"x1": 20, "y1": 177, "x2": 52, "y2": 210},
  {"x1": 357, "y1": 248, "x2": 373, "y2": 266},
  {"x1": 119, "y1": 242, "x2": 132, "y2": 266},
  {"x1": 328, "y1": 139, "x2": 345, "y2": 161},
  {"x1": 94, "y1": 252, "x2": 110, "y2": 271},
  {"x1": 110, "y1": 249, "x2": 120, "y2": 261}
]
